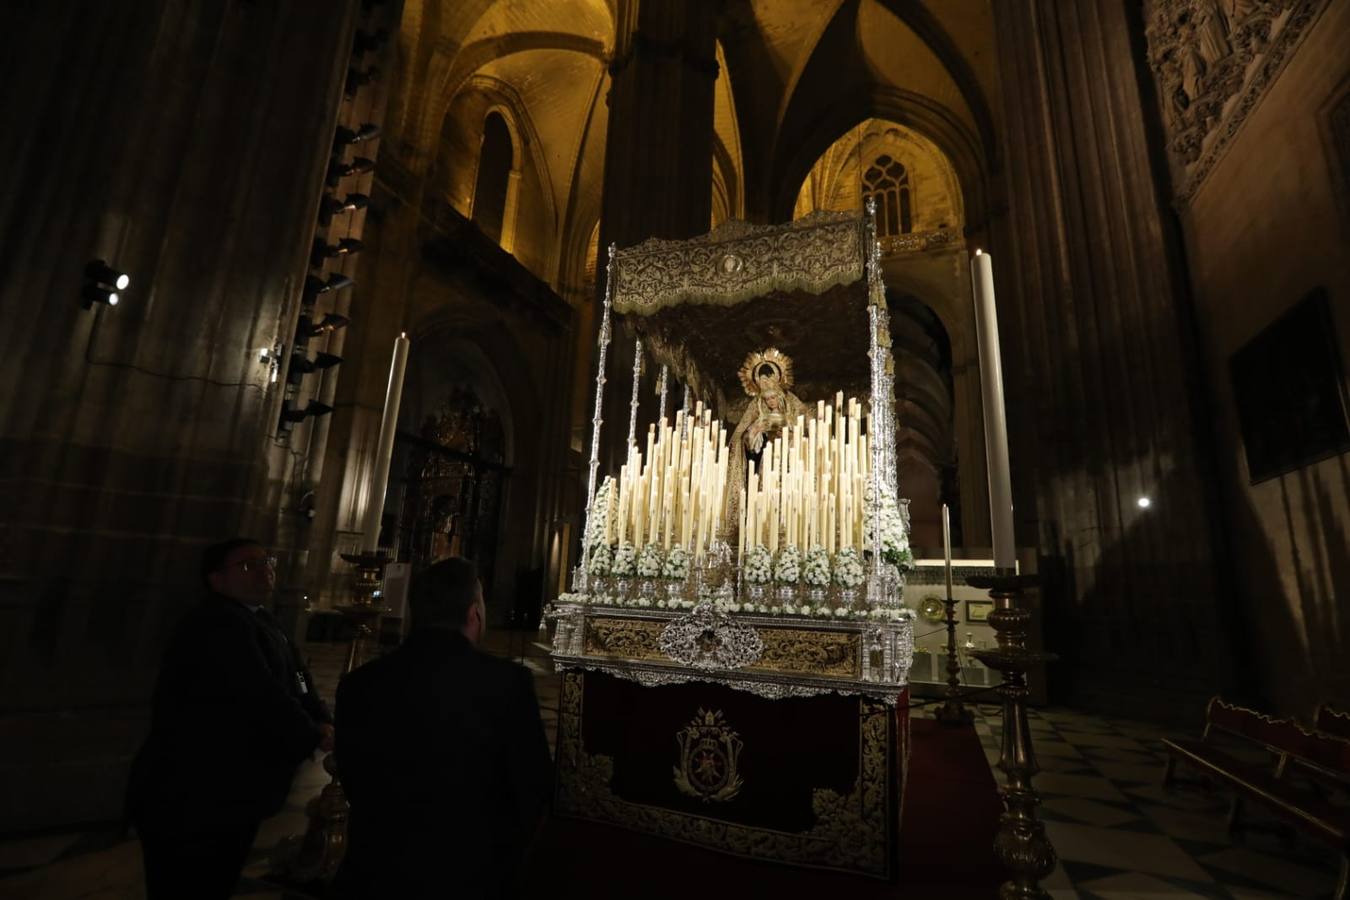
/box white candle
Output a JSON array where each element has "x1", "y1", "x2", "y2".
[
  {"x1": 942, "y1": 502, "x2": 953, "y2": 600},
  {"x1": 361, "y1": 332, "x2": 410, "y2": 552},
  {"x1": 971, "y1": 250, "x2": 1016, "y2": 569}
]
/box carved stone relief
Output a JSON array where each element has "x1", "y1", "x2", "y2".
[{"x1": 1144, "y1": 0, "x2": 1329, "y2": 201}]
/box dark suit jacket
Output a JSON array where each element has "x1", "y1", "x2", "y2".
[
  {"x1": 126, "y1": 593, "x2": 329, "y2": 832},
  {"x1": 334, "y1": 628, "x2": 552, "y2": 900}
]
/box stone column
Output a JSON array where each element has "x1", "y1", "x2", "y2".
[
  {"x1": 0, "y1": 0, "x2": 360, "y2": 829},
  {"x1": 990, "y1": 0, "x2": 1231, "y2": 711},
  {"x1": 596, "y1": 0, "x2": 719, "y2": 472}
]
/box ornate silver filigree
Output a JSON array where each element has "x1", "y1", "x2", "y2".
[
  {"x1": 658, "y1": 602, "x2": 764, "y2": 671},
  {"x1": 556, "y1": 660, "x2": 905, "y2": 705}
]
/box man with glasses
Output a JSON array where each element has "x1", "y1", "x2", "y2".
[{"x1": 126, "y1": 538, "x2": 334, "y2": 899}]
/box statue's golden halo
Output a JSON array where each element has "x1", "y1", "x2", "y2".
[{"x1": 738, "y1": 347, "x2": 795, "y2": 396}]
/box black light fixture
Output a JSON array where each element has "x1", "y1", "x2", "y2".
[
  {"x1": 352, "y1": 28, "x2": 389, "y2": 55},
  {"x1": 325, "y1": 156, "x2": 375, "y2": 188},
  {"x1": 310, "y1": 236, "x2": 364, "y2": 267},
  {"x1": 296, "y1": 313, "x2": 351, "y2": 339},
  {"x1": 317, "y1": 192, "x2": 370, "y2": 225},
  {"x1": 333, "y1": 123, "x2": 380, "y2": 149},
  {"x1": 288, "y1": 351, "x2": 343, "y2": 380},
  {"x1": 82, "y1": 259, "x2": 129, "y2": 309},
  {"x1": 302, "y1": 273, "x2": 355, "y2": 305},
  {"x1": 344, "y1": 66, "x2": 380, "y2": 97},
  {"x1": 280, "y1": 399, "x2": 335, "y2": 425}
]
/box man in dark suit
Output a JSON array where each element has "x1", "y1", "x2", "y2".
[
  {"x1": 126, "y1": 538, "x2": 333, "y2": 899},
  {"x1": 334, "y1": 557, "x2": 552, "y2": 899}
]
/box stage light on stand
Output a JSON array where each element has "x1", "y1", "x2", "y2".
[
  {"x1": 333, "y1": 123, "x2": 380, "y2": 149},
  {"x1": 317, "y1": 192, "x2": 369, "y2": 226},
  {"x1": 85, "y1": 260, "x2": 130, "y2": 291},
  {"x1": 82, "y1": 284, "x2": 119, "y2": 308},
  {"x1": 310, "y1": 237, "x2": 364, "y2": 267},
  {"x1": 279, "y1": 399, "x2": 335, "y2": 426},
  {"x1": 325, "y1": 157, "x2": 375, "y2": 188},
  {"x1": 302, "y1": 273, "x2": 355, "y2": 305},
  {"x1": 82, "y1": 259, "x2": 130, "y2": 309},
  {"x1": 344, "y1": 66, "x2": 380, "y2": 97},
  {"x1": 296, "y1": 313, "x2": 350, "y2": 340},
  {"x1": 287, "y1": 351, "x2": 343, "y2": 383},
  {"x1": 352, "y1": 28, "x2": 389, "y2": 55}
]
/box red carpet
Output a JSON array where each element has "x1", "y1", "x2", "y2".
[{"x1": 526, "y1": 717, "x2": 1004, "y2": 898}]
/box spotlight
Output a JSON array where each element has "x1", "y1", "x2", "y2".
[
  {"x1": 280, "y1": 399, "x2": 335, "y2": 425},
  {"x1": 82, "y1": 284, "x2": 120, "y2": 308},
  {"x1": 310, "y1": 237, "x2": 364, "y2": 267},
  {"x1": 344, "y1": 66, "x2": 380, "y2": 97},
  {"x1": 85, "y1": 260, "x2": 130, "y2": 291},
  {"x1": 333, "y1": 123, "x2": 381, "y2": 149},
  {"x1": 325, "y1": 156, "x2": 375, "y2": 187},
  {"x1": 302, "y1": 273, "x2": 356, "y2": 305},
  {"x1": 296, "y1": 313, "x2": 351, "y2": 339},
  {"x1": 288, "y1": 351, "x2": 343, "y2": 379},
  {"x1": 352, "y1": 28, "x2": 389, "y2": 55},
  {"x1": 317, "y1": 192, "x2": 370, "y2": 225}
]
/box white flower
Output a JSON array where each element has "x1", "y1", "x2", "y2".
[
  {"x1": 833, "y1": 548, "x2": 865, "y2": 588},
  {"x1": 663, "y1": 545, "x2": 690, "y2": 580},
  {"x1": 802, "y1": 545, "x2": 831, "y2": 587},
  {"x1": 588, "y1": 542, "x2": 613, "y2": 576},
  {"x1": 637, "y1": 543, "x2": 664, "y2": 578},
  {"x1": 611, "y1": 541, "x2": 637, "y2": 576},
  {"x1": 774, "y1": 545, "x2": 801, "y2": 583},
  {"x1": 834, "y1": 607, "x2": 849, "y2": 617},
  {"x1": 744, "y1": 545, "x2": 773, "y2": 584},
  {"x1": 656, "y1": 599, "x2": 667, "y2": 609}
]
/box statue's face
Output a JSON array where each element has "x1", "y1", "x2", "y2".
[{"x1": 756, "y1": 364, "x2": 780, "y2": 393}]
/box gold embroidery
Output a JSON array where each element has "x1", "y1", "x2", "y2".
[
  {"x1": 555, "y1": 672, "x2": 897, "y2": 878},
  {"x1": 673, "y1": 710, "x2": 744, "y2": 803}
]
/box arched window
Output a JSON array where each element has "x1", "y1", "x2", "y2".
[
  {"x1": 862, "y1": 155, "x2": 913, "y2": 236},
  {"x1": 472, "y1": 112, "x2": 513, "y2": 243}
]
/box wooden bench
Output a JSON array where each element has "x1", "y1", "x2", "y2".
[{"x1": 1163, "y1": 696, "x2": 1350, "y2": 899}]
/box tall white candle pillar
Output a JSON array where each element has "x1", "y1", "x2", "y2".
[
  {"x1": 970, "y1": 250, "x2": 1016, "y2": 570},
  {"x1": 361, "y1": 332, "x2": 411, "y2": 552}
]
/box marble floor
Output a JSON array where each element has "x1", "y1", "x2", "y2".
[{"x1": 0, "y1": 632, "x2": 1341, "y2": 899}]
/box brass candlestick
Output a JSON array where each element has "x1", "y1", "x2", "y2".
[
  {"x1": 967, "y1": 572, "x2": 1056, "y2": 900},
  {"x1": 335, "y1": 551, "x2": 392, "y2": 671}
]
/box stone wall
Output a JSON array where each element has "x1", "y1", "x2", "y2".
[{"x1": 1165, "y1": 1, "x2": 1350, "y2": 714}]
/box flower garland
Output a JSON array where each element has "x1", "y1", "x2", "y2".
[
  {"x1": 585, "y1": 477, "x2": 616, "y2": 550},
  {"x1": 774, "y1": 544, "x2": 801, "y2": 583},
  {"x1": 553, "y1": 591, "x2": 913, "y2": 622},
  {"x1": 637, "y1": 543, "x2": 664, "y2": 578},
  {"x1": 802, "y1": 545, "x2": 831, "y2": 587},
  {"x1": 743, "y1": 544, "x2": 772, "y2": 584}
]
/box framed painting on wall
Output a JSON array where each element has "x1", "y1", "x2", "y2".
[
  {"x1": 965, "y1": 599, "x2": 993, "y2": 624},
  {"x1": 1229, "y1": 288, "x2": 1350, "y2": 483}
]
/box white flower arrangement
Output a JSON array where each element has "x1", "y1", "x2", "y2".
[
  {"x1": 662, "y1": 545, "x2": 690, "y2": 580},
  {"x1": 587, "y1": 542, "x2": 613, "y2": 576},
  {"x1": 803, "y1": 545, "x2": 831, "y2": 587},
  {"x1": 637, "y1": 543, "x2": 664, "y2": 578},
  {"x1": 584, "y1": 477, "x2": 617, "y2": 550},
  {"x1": 833, "y1": 548, "x2": 865, "y2": 588},
  {"x1": 557, "y1": 591, "x2": 587, "y2": 605},
  {"x1": 611, "y1": 541, "x2": 637, "y2": 577},
  {"x1": 774, "y1": 545, "x2": 801, "y2": 583},
  {"x1": 744, "y1": 545, "x2": 772, "y2": 584},
  {"x1": 863, "y1": 485, "x2": 914, "y2": 569}
]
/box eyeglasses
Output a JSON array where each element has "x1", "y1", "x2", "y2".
[{"x1": 225, "y1": 555, "x2": 277, "y2": 574}]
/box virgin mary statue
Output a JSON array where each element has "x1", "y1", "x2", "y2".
[{"x1": 726, "y1": 348, "x2": 806, "y2": 538}]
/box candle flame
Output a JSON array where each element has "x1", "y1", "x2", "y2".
[
  {"x1": 400, "y1": 331, "x2": 407, "y2": 339},
  {"x1": 975, "y1": 249, "x2": 983, "y2": 256}
]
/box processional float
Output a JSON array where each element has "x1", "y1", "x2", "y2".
[{"x1": 546, "y1": 203, "x2": 917, "y2": 878}]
